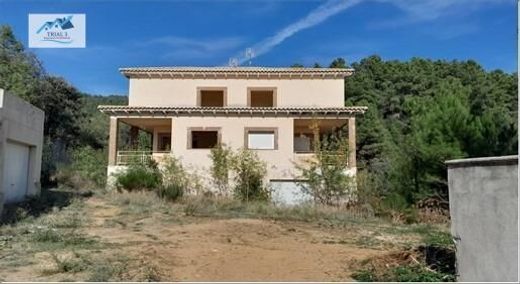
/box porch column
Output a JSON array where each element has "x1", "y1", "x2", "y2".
[
  {"x1": 108, "y1": 116, "x2": 119, "y2": 166},
  {"x1": 348, "y1": 117, "x2": 356, "y2": 168},
  {"x1": 170, "y1": 118, "x2": 175, "y2": 153}
]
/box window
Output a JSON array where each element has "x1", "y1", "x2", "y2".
[
  {"x1": 157, "y1": 133, "x2": 171, "y2": 151},
  {"x1": 294, "y1": 133, "x2": 314, "y2": 153},
  {"x1": 248, "y1": 88, "x2": 276, "y2": 107},
  {"x1": 198, "y1": 88, "x2": 225, "y2": 107},
  {"x1": 246, "y1": 128, "x2": 277, "y2": 150},
  {"x1": 189, "y1": 129, "x2": 219, "y2": 149}
]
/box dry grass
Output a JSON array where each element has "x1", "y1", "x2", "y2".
[{"x1": 0, "y1": 188, "x2": 452, "y2": 281}]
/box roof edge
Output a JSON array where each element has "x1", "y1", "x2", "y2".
[{"x1": 118, "y1": 66, "x2": 354, "y2": 79}]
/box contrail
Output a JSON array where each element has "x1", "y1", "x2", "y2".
[{"x1": 232, "y1": 0, "x2": 363, "y2": 65}]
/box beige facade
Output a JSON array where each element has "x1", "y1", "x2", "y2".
[
  {"x1": 0, "y1": 89, "x2": 44, "y2": 209},
  {"x1": 129, "y1": 78, "x2": 344, "y2": 107},
  {"x1": 100, "y1": 67, "x2": 366, "y2": 194}
]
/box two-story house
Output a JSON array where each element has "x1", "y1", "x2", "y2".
[{"x1": 99, "y1": 67, "x2": 367, "y2": 203}]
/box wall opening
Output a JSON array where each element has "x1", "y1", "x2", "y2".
[
  {"x1": 249, "y1": 89, "x2": 275, "y2": 107},
  {"x1": 190, "y1": 130, "x2": 219, "y2": 149},
  {"x1": 246, "y1": 128, "x2": 277, "y2": 150},
  {"x1": 199, "y1": 89, "x2": 225, "y2": 107},
  {"x1": 157, "y1": 133, "x2": 171, "y2": 151}
]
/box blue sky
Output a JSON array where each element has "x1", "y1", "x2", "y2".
[{"x1": 0, "y1": 0, "x2": 516, "y2": 95}]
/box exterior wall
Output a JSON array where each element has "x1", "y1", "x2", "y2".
[
  {"x1": 0, "y1": 89, "x2": 45, "y2": 206},
  {"x1": 128, "y1": 78, "x2": 344, "y2": 107},
  {"x1": 446, "y1": 156, "x2": 518, "y2": 282},
  {"x1": 171, "y1": 117, "x2": 299, "y2": 182}
]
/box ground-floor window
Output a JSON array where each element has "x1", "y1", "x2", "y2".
[
  {"x1": 189, "y1": 128, "x2": 220, "y2": 149},
  {"x1": 157, "y1": 133, "x2": 171, "y2": 151},
  {"x1": 245, "y1": 128, "x2": 278, "y2": 150}
]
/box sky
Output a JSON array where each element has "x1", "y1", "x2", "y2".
[{"x1": 0, "y1": 0, "x2": 517, "y2": 95}]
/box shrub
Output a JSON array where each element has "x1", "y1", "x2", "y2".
[
  {"x1": 231, "y1": 148, "x2": 269, "y2": 202},
  {"x1": 210, "y1": 143, "x2": 232, "y2": 195},
  {"x1": 56, "y1": 146, "x2": 107, "y2": 189},
  {"x1": 116, "y1": 163, "x2": 161, "y2": 191},
  {"x1": 297, "y1": 123, "x2": 355, "y2": 206},
  {"x1": 157, "y1": 184, "x2": 184, "y2": 201}
]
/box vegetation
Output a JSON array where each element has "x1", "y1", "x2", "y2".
[
  {"x1": 230, "y1": 148, "x2": 270, "y2": 202},
  {"x1": 115, "y1": 162, "x2": 161, "y2": 192},
  {"x1": 0, "y1": 22, "x2": 517, "y2": 214},
  {"x1": 209, "y1": 144, "x2": 232, "y2": 195},
  {"x1": 345, "y1": 55, "x2": 517, "y2": 209},
  {"x1": 297, "y1": 122, "x2": 355, "y2": 205},
  {"x1": 55, "y1": 146, "x2": 107, "y2": 189}
]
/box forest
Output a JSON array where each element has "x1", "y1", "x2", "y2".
[{"x1": 1, "y1": 24, "x2": 517, "y2": 211}]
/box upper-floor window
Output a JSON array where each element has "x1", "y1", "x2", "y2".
[
  {"x1": 248, "y1": 87, "x2": 276, "y2": 107},
  {"x1": 198, "y1": 88, "x2": 226, "y2": 107}
]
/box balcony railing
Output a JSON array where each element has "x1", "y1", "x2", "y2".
[{"x1": 116, "y1": 151, "x2": 171, "y2": 165}]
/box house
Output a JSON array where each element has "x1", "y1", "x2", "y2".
[
  {"x1": 99, "y1": 67, "x2": 367, "y2": 202},
  {"x1": 0, "y1": 89, "x2": 45, "y2": 210}
]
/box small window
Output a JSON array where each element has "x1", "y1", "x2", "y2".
[
  {"x1": 249, "y1": 89, "x2": 275, "y2": 107},
  {"x1": 190, "y1": 130, "x2": 219, "y2": 149},
  {"x1": 158, "y1": 133, "x2": 171, "y2": 151},
  {"x1": 294, "y1": 133, "x2": 314, "y2": 153},
  {"x1": 199, "y1": 89, "x2": 225, "y2": 107},
  {"x1": 247, "y1": 129, "x2": 277, "y2": 150}
]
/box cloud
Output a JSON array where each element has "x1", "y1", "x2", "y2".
[
  {"x1": 371, "y1": 0, "x2": 512, "y2": 28},
  {"x1": 231, "y1": 0, "x2": 364, "y2": 64},
  {"x1": 229, "y1": 0, "x2": 512, "y2": 65},
  {"x1": 138, "y1": 36, "x2": 245, "y2": 60}
]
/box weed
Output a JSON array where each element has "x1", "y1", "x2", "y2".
[{"x1": 42, "y1": 253, "x2": 91, "y2": 275}]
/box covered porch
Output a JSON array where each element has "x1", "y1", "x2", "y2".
[
  {"x1": 293, "y1": 118, "x2": 357, "y2": 169},
  {"x1": 107, "y1": 117, "x2": 173, "y2": 166}
]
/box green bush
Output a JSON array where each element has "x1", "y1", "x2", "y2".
[
  {"x1": 352, "y1": 264, "x2": 455, "y2": 282},
  {"x1": 56, "y1": 146, "x2": 107, "y2": 189},
  {"x1": 210, "y1": 143, "x2": 232, "y2": 195},
  {"x1": 296, "y1": 123, "x2": 355, "y2": 206},
  {"x1": 116, "y1": 164, "x2": 161, "y2": 191},
  {"x1": 157, "y1": 184, "x2": 184, "y2": 201},
  {"x1": 231, "y1": 149, "x2": 269, "y2": 202}
]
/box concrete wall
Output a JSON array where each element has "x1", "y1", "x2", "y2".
[
  {"x1": 0, "y1": 89, "x2": 45, "y2": 207},
  {"x1": 446, "y1": 155, "x2": 518, "y2": 282},
  {"x1": 128, "y1": 78, "x2": 344, "y2": 107}
]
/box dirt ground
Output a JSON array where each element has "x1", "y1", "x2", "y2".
[
  {"x1": 1, "y1": 191, "x2": 439, "y2": 282},
  {"x1": 85, "y1": 197, "x2": 381, "y2": 281}
]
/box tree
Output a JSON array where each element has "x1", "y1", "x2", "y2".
[
  {"x1": 329, "y1": 57, "x2": 347, "y2": 68},
  {"x1": 290, "y1": 63, "x2": 304, "y2": 68}
]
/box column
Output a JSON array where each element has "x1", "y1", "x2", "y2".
[
  {"x1": 170, "y1": 118, "x2": 175, "y2": 154},
  {"x1": 108, "y1": 116, "x2": 119, "y2": 166},
  {"x1": 348, "y1": 117, "x2": 356, "y2": 168}
]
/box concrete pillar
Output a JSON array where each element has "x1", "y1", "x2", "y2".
[
  {"x1": 108, "y1": 117, "x2": 118, "y2": 166},
  {"x1": 170, "y1": 118, "x2": 175, "y2": 153},
  {"x1": 348, "y1": 117, "x2": 356, "y2": 168}
]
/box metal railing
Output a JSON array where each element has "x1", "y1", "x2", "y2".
[{"x1": 116, "y1": 151, "x2": 171, "y2": 165}]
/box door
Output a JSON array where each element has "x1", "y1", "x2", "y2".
[
  {"x1": 3, "y1": 142, "x2": 30, "y2": 203},
  {"x1": 270, "y1": 180, "x2": 312, "y2": 206}
]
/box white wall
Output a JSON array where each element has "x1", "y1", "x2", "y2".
[
  {"x1": 0, "y1": 89, "x2": 45, "y2": 206},
  {"x1": 128, "y1": 78, "x2": 344, "y2": 107}
]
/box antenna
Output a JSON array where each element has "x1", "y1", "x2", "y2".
[
  {"x1": 245, "y1": 48, "x2": 255, "y2": 66},
  {"x1": 228, "y1": 57, "x2": 239, "y2": 67}
]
